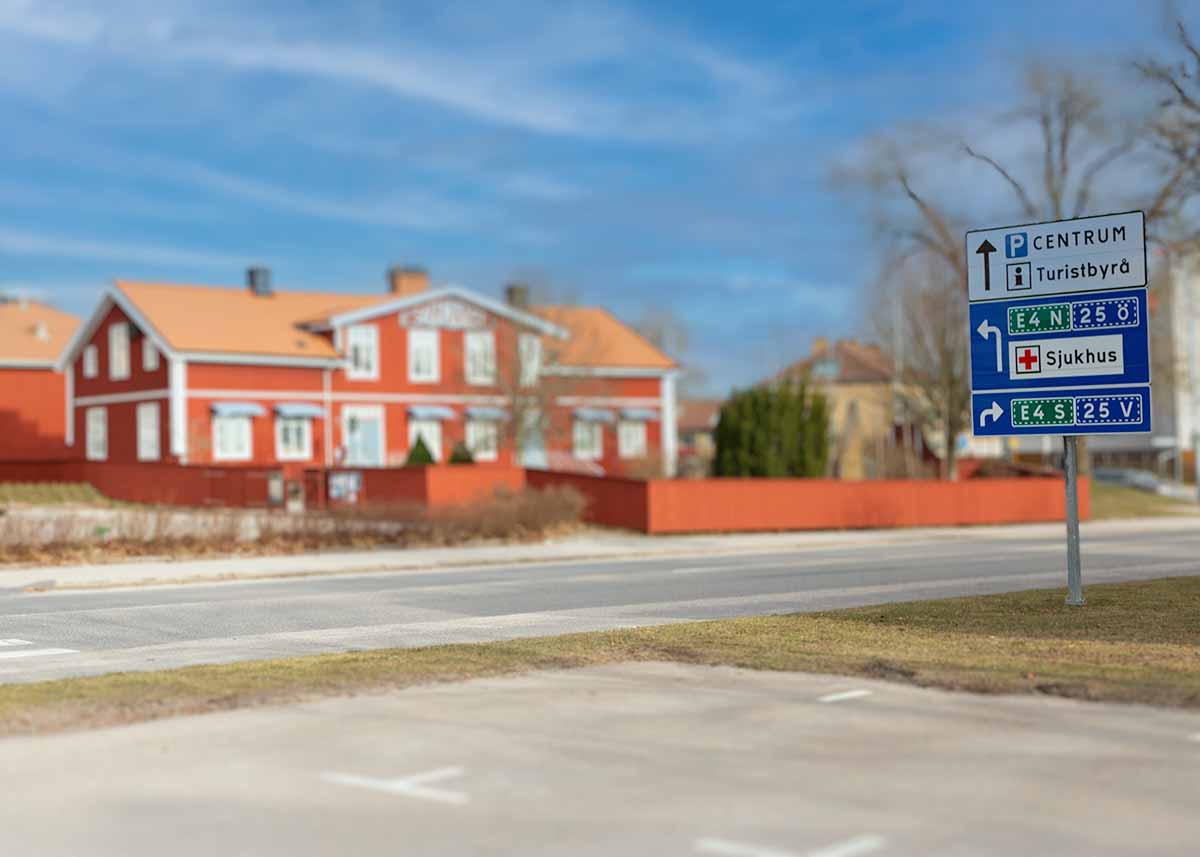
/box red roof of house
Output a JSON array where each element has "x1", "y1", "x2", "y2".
[{"x1": 775, "y1": 339, "x2": 893, "y2": 385}]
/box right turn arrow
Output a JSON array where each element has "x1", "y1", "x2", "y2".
[{"x1": 979, "y1": 401, "x2": 1004, "y2": 428}]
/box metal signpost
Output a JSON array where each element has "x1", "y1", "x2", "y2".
[{"x1": 966, "y1": 211, "x2": 1150, "y2": 605}]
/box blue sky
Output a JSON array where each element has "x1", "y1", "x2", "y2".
[{"x1": 0, "y1": 0, "x2": 1177, "y2": 392}]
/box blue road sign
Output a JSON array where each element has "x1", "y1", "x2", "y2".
[{"x1": 967, "y1": 212, "x2": 1150, "y2": 438}]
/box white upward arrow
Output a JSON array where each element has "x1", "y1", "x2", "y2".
[
  {"x1": 976, "y1": 318, "x2": 1003, "y2": 372},
  {"x1": 979, "y1": 401, "x2": 1004, "y2": 428}
]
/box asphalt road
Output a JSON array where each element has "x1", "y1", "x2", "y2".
[
  {"x1": 1, "y1": 662, "x2": 1197, "y2": 856},
  {"x1": 1, "y1": 519, "x2": 1198, "y2": 683}
]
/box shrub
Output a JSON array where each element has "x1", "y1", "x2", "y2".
[
  {"x1": 406, "y1": 436, "x2": 436, "y2": 466},
  {"x1": 714, "y1": 381, "x2": 830, "y2": 477},
  {"x1": 448, "y1": 442, "x2": 475, "y2": 465}
]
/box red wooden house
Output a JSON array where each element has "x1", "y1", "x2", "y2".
[
  {"x1": 0, "y1": 299, "x2": 78, "y2": 461},
  {"x1": 58, "y1": 268, "x2": 678, "y2": 487}
]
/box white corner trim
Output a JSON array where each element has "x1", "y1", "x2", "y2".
[
  {"x1": 64, "y1": 367, "x2": 74, "y2": 447},
  {"x1": 661, "y1": 371, "x2": 678, "y2": 477},
  {"x1": 170, "y1": 358, "x2": 188, "y2": 461},
  {"x1": 74, "y1": 388, "x2": 171, "y2": 407}
]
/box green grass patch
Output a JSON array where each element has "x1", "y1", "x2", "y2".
[
  {"x1": 1090, "y1": 482, "x2": 1196, "y2": 520},
  {"x1": 0, "y1": 482, "x2": 110, "y2": 507},
  {"x1": 4, "y1": 576, "x2": 1200, "y2": 736}
]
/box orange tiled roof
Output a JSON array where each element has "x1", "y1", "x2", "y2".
[
  {"x1": 116, "y1": 281, "x2": 390, "y2": 360},
  {"x1": 533, "y1": 306, "x2": 676, "y2": 370},
  {"x1": 0, "y1": 300, "x2": 78, "y2": 364},
  {"x1": 776, "y1": 339, "x2": 892, "y2": 385}
]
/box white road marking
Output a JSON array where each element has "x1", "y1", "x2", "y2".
[
  {"x1": 0, "y1": 639, "x2": 32, "y2": 647},
  {"x1": 694, "y1": 835, "x2": 886, "y2": 857},
  {"x1": 818, "y1": 689, "x2": 873, "y2": 704},
  {"x1": 322, "y1": 766, "x2": 468, "y2": 805},
  {"x1": 1188, "y1": 733, "x2": 1200, "y2": 743},
  {"x1": 808, "y1": 834, "x2": 887, "y2": 857},
  {"x1": 0, "y1": 647, "x2": 77, "y2": 660}
]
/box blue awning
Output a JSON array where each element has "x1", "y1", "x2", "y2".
[
  {"x1": 466, "y1": 406, "x2": 508, "y2": 421},
  {"x1": 275, "y1": 402, "x2": 326, "y2": 419},
  {"x1": 573, "y1": 407, "x2": 616, "y2": 424},
  {"x1": 210, "y1": 402, "x2": 267, "y2": 418},
  {"x1": 620, "y1": 408, "x2": 660, "y2": 421},
  {"x1": 408, "y1": 405, "x2": 457, "y2": 420}
]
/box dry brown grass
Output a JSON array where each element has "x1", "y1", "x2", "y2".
[
  {"x1": 2, "y1": 576, "x2": 1198, "y2": 736},
  {"x1": 0, "y1": 486, "x2": 586, "y2": 567}
]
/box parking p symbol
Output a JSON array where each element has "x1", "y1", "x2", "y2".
[{"x1": 1005, "y1": 232, "x2": 1028, "y2": 258}]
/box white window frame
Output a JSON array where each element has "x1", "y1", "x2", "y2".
[
  {"x1": 142, "y1": 339, "x2": 160, "y2": 372},
  {"x1": 464, "y1": 330, "x2": 496, "y2": 386},
  {"x1": 407, "y1": 418, "x2": 442, "y2": 462},
  {"x1": 212, "y1": 415, "x2": 253, "y2": 462},
  {"x1": 136, "y1": 402, "x2": 161, "y2": 461},
  {"x1": 85, "y1": 407, "x2": 107, "y2": 461},
  {"x1": 82, "y1": 345, "x2": 99, "y2": 379},
  {"x1": 465, "y1": 420, "x2": 499, "y2": 462},
  {"x1": 275, "y1": 417, "x2": 313, "y2": 462},
  {"x1": 519, "y1": 334, "x2": 542, "y2": 388},
  {"x1": 346, "y1": 325, "x2": 380, "y2": 381},
  {"x1": 617, "y1": 420, "x2": 648, "y2": 459},
  {"x1": 108, "y1": 321, "x2": 130, "y2": 381},
  {"x1": 573, "y1": 420, "x2": 603, "y2": 461},
  {"x1": 408, "y1": 328, "x2": 440, "y2": 383}
]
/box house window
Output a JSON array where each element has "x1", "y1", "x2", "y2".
[
  {"x1": 519, "y1": 334, "x2": 542, "y2": 387},
  {"x1": 82, "y1": 345, "x2": 98, "y2": 379},
  {"x1": 346, "y1": 325, "x2": 379, "y2": 380},
  {"x1": 573, "y1": 420, "x2": 603, "y2": 461},
  {"x1": 465, "y1": 420, "x2": 499, "y2": 462},
  {"x1": 617, "y1": 420, "x2": 648, "y2": 459},
  {"x1": 213, "y1": 416, "x2": 253, "y2": 462},
  {"x1": 108, "y1": 322, "x2": 130, "y2": 381},
  {"x1": 86, "y1": 407, "x2": 107, "y2": 461},
  {"x1": 136, "y1": 402, "x2": 160, "y2": 461},
  {"x1": 275, "y1": 417, "x2": 313, "y2": 461},
  {"x1": 408, "y1": 418, "x2": 442, "y2": 461},
  {"x1": 142, "y1": 339, "x2": 160, "y2": 372},
  {"x1": 342, "y1": 406, "x2": 385, "y2": 466},
  {"x1": 464, "y1": 330, "x2": 496, "y2": 385},
  {"x1": 408, "y1": 328, "x2": 439, "y2": 383}
]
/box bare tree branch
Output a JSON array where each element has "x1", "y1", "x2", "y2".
[{"x1": 961, "y1": 143, "x2": 1039, "y2": 219}]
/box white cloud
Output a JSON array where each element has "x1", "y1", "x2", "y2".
[{"x1": 0, "y1": 225, "x2": 246, "y2": 268}]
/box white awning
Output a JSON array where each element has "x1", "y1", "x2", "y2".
[
  {"x1": 465, "y1": 406, "x2": 508, "y2": 421},
  {"x1": 573, "y1": 407, "x2": 616, "y2": 424},
  {"x1": 408, "y1": 405, "x2": 457, "y2": 420},
  {"x1": 210, "y1": 402, "x2": 267, "y2": 418},
  {"x1": 275, "y1": 402, "x2": 326, "y2": 419},
  {"x1": 620, "y1": 408, "x2": 660, "y2": 421}
]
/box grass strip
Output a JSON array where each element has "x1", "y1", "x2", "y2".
[
  {"x1": 1090, "y1": 482, "x2": 1197, "y2": 519},
  {"x1": 3, "y1": 576, "x2": 1199, "y2": 736}
]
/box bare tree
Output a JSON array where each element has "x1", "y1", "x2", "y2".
[{"x1": 633, "y1": 304, "x2": 707, "y2": 397}]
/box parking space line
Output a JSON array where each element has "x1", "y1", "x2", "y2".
[
  {"x1": 808, "y1": 834, "x2": 887, "y2": 857},
  {"x1": 0, "y1": 647, "x2": 77, "y2": 660},
  {"x1": 817, "y1": 689, "x2": 873, "y2": 704},
  {"x1": 1188, "y1": 733, "x2": 1200, "y2": 743},
  {"x1": 321, "y1": 766, "x2": 469, "y2": 805}
]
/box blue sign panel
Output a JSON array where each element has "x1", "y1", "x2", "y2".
[
  {"x1": 972, "y1": 387, "x2": 1152, "y2": 437},
  {"x1": 968, "y1": 288, "x2": 1150, "y2": 393}
]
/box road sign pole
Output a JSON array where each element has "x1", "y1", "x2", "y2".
[{"x1": 1064, "y1": 435, "x2": 1085, "y2": 606}]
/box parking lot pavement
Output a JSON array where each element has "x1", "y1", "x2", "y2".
[{"x1": 0, "y1": 663, "x2": 1196, "y2": 857}]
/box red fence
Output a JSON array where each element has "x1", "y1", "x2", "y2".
[
  {"x1": 0, "y1": 460, "x2": 277, "y2": 507},
  {"x1": 315, "y1": 465, "x2": 526, "y2": 508}
]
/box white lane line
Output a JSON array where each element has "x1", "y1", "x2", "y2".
[
  {"x1": 1188, "y1": 733, "x2": 1200, "y2": 743},
  {"x1": 817, "y1": 689, "x2": 873, "y2": 704},
  {"x1": 0, "y1": 639, "x2": 33, "y2": 647},
  {"x1": 808, "y1": 834, "x2": 887, "y2": 857},
  {"x1": 695, "y1": 837, "x2": 798, "y2": 857},
  {"x1": 321, "y1": 766, "x2": 468, "y2": 805},
  {"x1": 0, "y1": 647, "x2": 77, "y2": 660}
]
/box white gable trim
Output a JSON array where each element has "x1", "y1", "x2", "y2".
[
  {"x1": 56, "y1": 288, "x2": 176, "y2": 372},
  {"x1": 314, "y1": 286, "x2": 568, "y2": 339}
]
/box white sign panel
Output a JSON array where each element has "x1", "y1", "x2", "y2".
[
  {"x1": 1006, "y1": 333, "x2": 1124, "y2": 381},
  {"x1": 966, "y1": 211, "x2": 1145, "y2": 303}
]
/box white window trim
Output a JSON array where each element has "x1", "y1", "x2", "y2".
[
  {"x1": 86, "y1": 407, "x2": 107, "y2": 461},
  {"x1": 519, "y1": 334, "x2": 542, "y2": 388},
  {"x1": 617, "y1": 420, "x2": 648, "y2": 459},
  {"x1": 408, "y1": 328, "x2": 440, "y2": 384},
  {"x1": 136, "y1": 402, "x2": 161, "y2": 461},
  {"x1": 407, "y1": 418, "x2": 442, "y2": 462},
  {"x1": 108, "y1": 321, "x2": 130, "y2": 381},
  {"x1": 142, "y1": 339, "x2": 160, "y2": 372},
  {"x1": 345, "y1": 325, "x2": 380, "y2": 381},
  {"x1": 465, "y1": 419, "x2": 499, "y2": 462},
  {"x1": 573, "y1": 420, "x2": 603, "y2": 461},
  {"x1": 275, "y1": 416, "x2": 314, "y2": 462},
  {"x1": 82, "y1": 345, "x2": 98, "y2": 379},
  {"x1": 212, "y1": 415, "x2": 253, "y2": 462},
  {"x1": 464, "y1": 330, "x2": 497, "y2": 386},
  {"x1": 341, "y1": 404, "x2": 386, "y2": 467}
]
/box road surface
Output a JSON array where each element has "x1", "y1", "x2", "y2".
[{"x1": 0, "y1": 518, "x2": 1197, "y2": 683}]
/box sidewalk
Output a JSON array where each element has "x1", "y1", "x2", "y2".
[{"x1": 0, "y1": 517, "x2": 1193, "y2": 593}]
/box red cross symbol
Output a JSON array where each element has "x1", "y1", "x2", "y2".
[{"x1": 1017, "y1": 347, "x2": 1039, "y2": 372}]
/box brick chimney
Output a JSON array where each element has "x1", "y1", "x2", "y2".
[
  {"x1": 388, "y1": 266, "x2": 429, "y2": 296},
  {"x1": 504, "y1": 282, "x2": 530, "y2": 310},
  {"x1": 811, "y1": 336, "x2": 829, "y2": 354}
]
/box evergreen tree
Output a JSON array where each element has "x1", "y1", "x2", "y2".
[
  {"x1": 713, "y1": 381, "x2": 830, "y2": 478},
  {"x1": 406, "y1": 436, "x2": 435, "y2": 466},
  {"x1": 448, "y1": 441, "x2": 475, "y2": 465}
]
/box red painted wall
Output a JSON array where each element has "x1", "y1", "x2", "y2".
[{"x1": 0, "y1": 368, "x2": 69, "y2": 460}]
